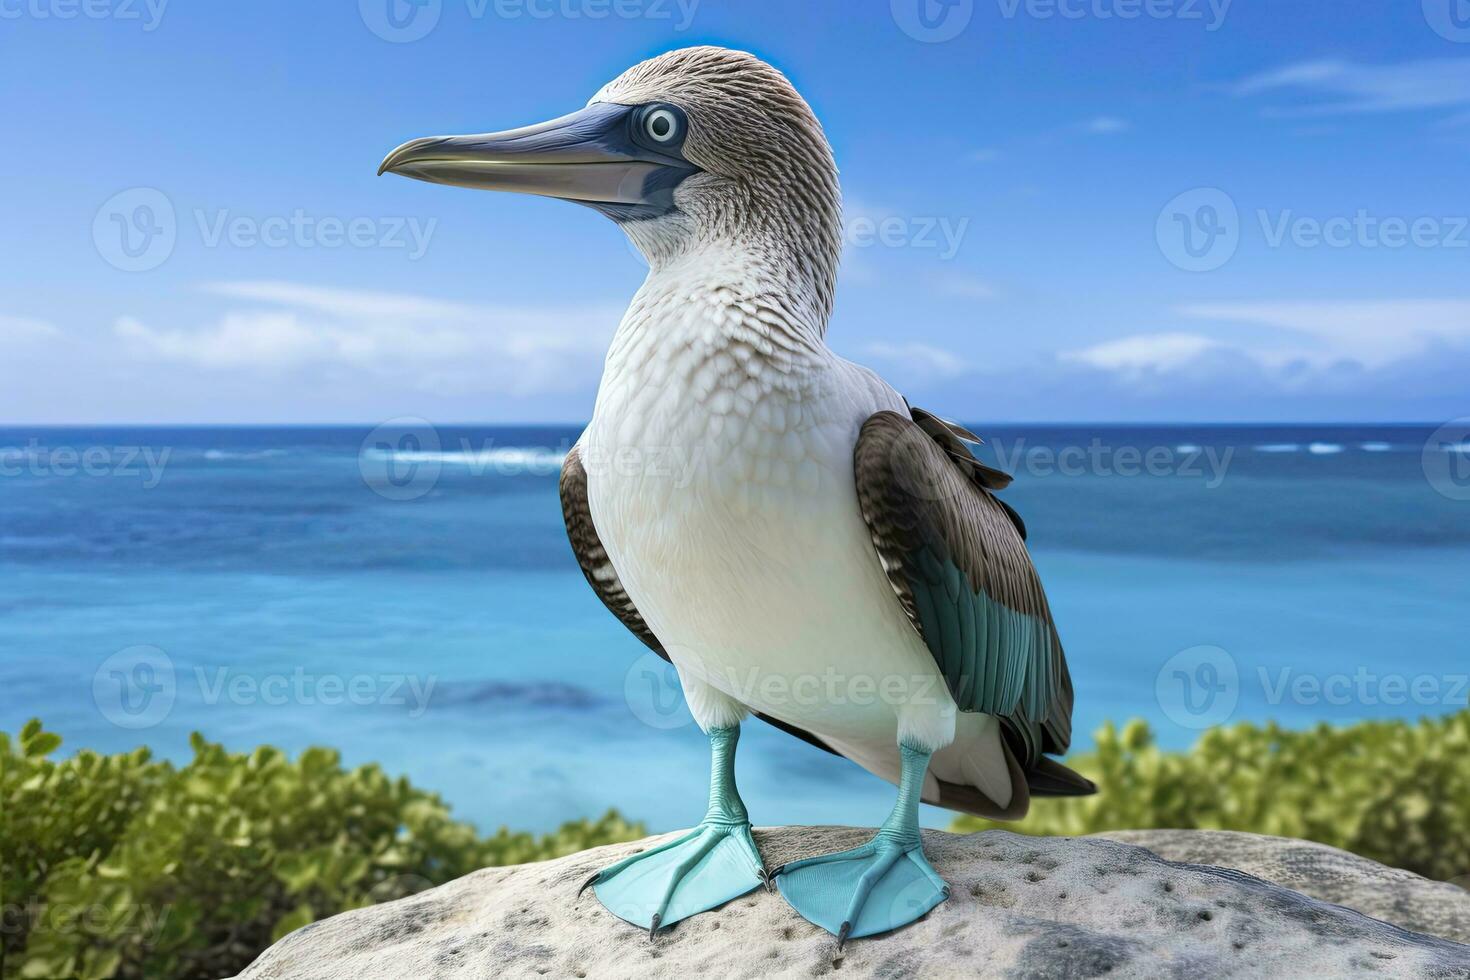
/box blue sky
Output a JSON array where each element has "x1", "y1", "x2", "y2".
[{"x1": 3, "y1": 0, "x2": 1468, "y2": 423}]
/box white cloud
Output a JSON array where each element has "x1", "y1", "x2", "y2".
[
  {"x1": 114, "y1": 281, "x2": 623, "y2": 396},
  {"x1": 929, "y1": 273, "x2": 998, "y2": 300},
  {"x1": 201, "y1": 281, "x2": 477, "y2": 321},
  {"x1": 863, "y1": 341, "x2": 967, "y2": 380},
  {"x1": 1229, "y1": 59, "x2": 1470, "y2": 116},
  {"x1": 0, "y1": 314, "x2": 61, "y2": 345},
  {"x1": 1177, "y1": 299, "x2": 1470, "y2": 368},
  {"x1": 1062, "y1": 332, "x2": 1224, "y2": 374},
  {"x1": 1081, "y1": 116, "x2": 1130, "y2": 135},
  {"x1": 1059, "y1": 300, "x2": 1470, "y2": 386}
]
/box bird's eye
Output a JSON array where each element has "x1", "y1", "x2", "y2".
[{"x1": 644, "y1": 107, "x2": 680, "y2": 144}]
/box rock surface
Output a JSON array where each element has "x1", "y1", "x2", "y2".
[
  {"x1": 1095, "y1": 829, "x2": 1470, "y2": 945},
  {"x1": 235, "y1": 827, "x2": 1470, "y2": 979}
]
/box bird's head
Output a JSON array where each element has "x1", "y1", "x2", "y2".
[{"x1": 380, "y1": 47, "x2": 841, "y2": 297}]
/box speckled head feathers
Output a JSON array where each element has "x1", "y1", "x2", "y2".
[{"x1": 595, "y1": 47, "x2": 843, "y2": 322}]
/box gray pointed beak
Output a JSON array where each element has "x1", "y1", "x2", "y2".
[{"x1": 379, "y1": 102, "x2": 697, "y2": 217}]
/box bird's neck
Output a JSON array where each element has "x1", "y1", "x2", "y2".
[
  {"x1": 593, "y1": 239, "x2": 836, "y2": 440},
  {"x1": 613, "y1": 238, "x2": 833, "y2": 367}
]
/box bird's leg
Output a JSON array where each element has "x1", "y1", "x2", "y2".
[
  {"x1": 582, "y1": 725, "x2": 766, "y2": 937},
  {"x1": 773, "y1": 743, "x2": 949, "y2": 947}
]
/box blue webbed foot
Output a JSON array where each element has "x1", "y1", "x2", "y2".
[
  {"x1": 584, "y1": 820, "x2": 765, "y2": 935},
  {"x1": 775, "y1": 743, "x2": 949, "y2": 946},
  {"x1": 775, "y1": 836, "x2": 948, "y2": 944},
  {"x1": 582, "y1": 725, "x2": 766, "y2": 936}
]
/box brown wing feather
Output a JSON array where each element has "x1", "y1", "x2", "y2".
[
  {"x1": 855, "y1": 408, "x2": 1089, "y2": 796},
  {"x1": 559, "y1": 444, "x2": 664, "y2": 655}
]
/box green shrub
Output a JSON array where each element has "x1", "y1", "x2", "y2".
[
  {"x1": 951, "y1": 711, "x2": 1470, "y2": 883},
  {"x1": 1, "y1": 722, "x2": 643, "y2": 980}
]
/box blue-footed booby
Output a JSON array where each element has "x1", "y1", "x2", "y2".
[{"x1": 380, "y1": 46, "x2": 1093, "y2": 947}]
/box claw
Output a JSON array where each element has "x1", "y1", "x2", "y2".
[
  {"x1": 577, "y1": 871, "x2": 600, "y2": 898},
  {"x1": 837, "y1": 921, "x2": 852, "y2": 952},
  {"x1": 648, "y1": 912, "x2": 661, "y2": 941}
]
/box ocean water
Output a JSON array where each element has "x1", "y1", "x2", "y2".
[{"x1": 2, "y1": 424, "x2": 1467, "y2": 833}]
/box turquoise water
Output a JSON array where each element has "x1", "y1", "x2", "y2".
[{"x1": 2, "y1": 424, "x2": 1467, "y2": 832}]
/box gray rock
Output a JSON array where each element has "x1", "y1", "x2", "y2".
[
  {"x1": 234, "y1": 827, "x2": 1470, "y2": 980},
  {"x1": 1096, "y1": 829, "x2": 1470, "y2": 945}
]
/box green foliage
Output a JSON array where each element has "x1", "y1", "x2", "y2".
[
  {"x1": 952, "y1": 711, "x2": 1470, "y2": 883},
  {"x1": 1, "y1": 723, "x2": 644, "y2": 980}
]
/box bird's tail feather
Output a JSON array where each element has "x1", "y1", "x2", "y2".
[
  {"x1": 1025, "y1": 756, "x2": 1096, "y2": 797},
  {"x1": 937, "y1": 742, "x2": 1095, "y2": 821}
]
